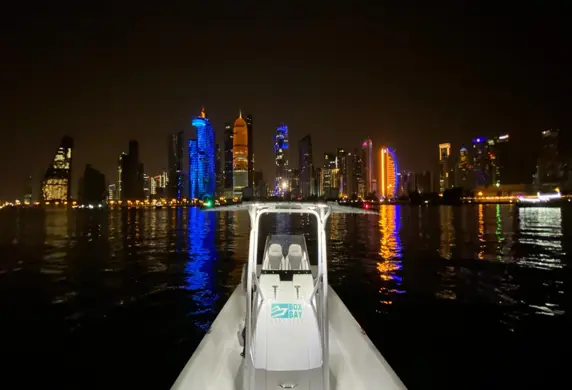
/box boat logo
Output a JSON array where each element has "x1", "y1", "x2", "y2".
[{"x1": 271, "y1": 303, "x2": 302, "y2": 319}]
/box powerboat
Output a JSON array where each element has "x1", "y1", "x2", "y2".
[{"x1": 172, "y1": 202, "x2": 406, "y2": 390}]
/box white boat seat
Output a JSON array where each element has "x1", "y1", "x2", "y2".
[
  {"x1": 264, "y1": 243, "x2": 284, "y2": 270},
  {"x1": 287, "y1": 244, "x2": 304, "y2": 270}
]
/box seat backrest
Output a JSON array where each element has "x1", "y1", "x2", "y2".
[
  {"x1": 266, "y1": 243, "x2": 284, "y2": 270},
  {"x1": 287, "y1": 244, "x2": 304, "y2": 270}
]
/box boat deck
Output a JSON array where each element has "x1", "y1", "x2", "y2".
[{"x1": 171, "y1": 286, "x2": 405, "y2": 390}]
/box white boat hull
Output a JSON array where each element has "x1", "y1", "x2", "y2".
[{"x1": 172, "y1": 285, "x2": 406, "y2": 390}]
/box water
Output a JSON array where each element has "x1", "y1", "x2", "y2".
[{"x1": 0, "y1": 205, "x2": 568, "y2": 389}]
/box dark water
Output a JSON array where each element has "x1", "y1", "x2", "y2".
[{"x1": 0, "y1": 205, "x2": 568, "y2": 389}]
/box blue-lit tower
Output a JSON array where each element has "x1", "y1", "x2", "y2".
[
  {"x1": 189, "y1": 107, "x2": 216, "y2": 200},
  {"x1": 189, "y1": 139, "x2": 199, "y2": 199},
  {"x1": 274, "y1": 124, "x2": 289, "y2": 195}
]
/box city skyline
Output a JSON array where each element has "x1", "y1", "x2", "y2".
[{"x1": 1, "y1": 3, "x2": 569, "y2": 199}]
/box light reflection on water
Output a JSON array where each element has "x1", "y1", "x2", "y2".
[{"x1": 0, "y1": 204, "x2": 568, "y2": 389}]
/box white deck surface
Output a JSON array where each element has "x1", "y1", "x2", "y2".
[{"x1": 171, "y1": 286, "x2": 406, "y2": 390}]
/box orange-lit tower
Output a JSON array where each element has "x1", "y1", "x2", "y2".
[
  {"x1": 378, "y1": 147, "x2": 399, "y2": 198},
  {"x1": 232, "y1": 110, "x2": 249, "y2": 196}
]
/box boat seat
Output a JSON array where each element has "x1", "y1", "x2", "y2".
[
  {"x1": 287, "y1": 244, "x2": 304, "y2": 270},
  {"x1": 264, "y1": 243, "x2": 284, "y2": 270}
]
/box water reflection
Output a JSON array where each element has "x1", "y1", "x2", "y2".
[
  {"x1": 377, "y1": 205, "x2": 404, "y2": 305},
  {"x1": 439, "y1": 206, "x2": 454, "y2": 259},
  {"x1": 185, "y1": 208, "x2": 219, "y2": 330},
  {"x1": 516, "y1": 207, "x2": 563, "y2": 270}
]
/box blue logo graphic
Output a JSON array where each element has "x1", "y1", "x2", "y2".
[{"x1": 271, "y1": 303, "x2": 303, "y2": 319}]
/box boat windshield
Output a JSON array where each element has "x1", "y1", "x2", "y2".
[{"x1": 259, "y1": 234, "x2": 312, "y2": 271}]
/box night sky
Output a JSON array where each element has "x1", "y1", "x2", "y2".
[{"x1": 1, "y1": 2, "x2": 569, "y2": 200}]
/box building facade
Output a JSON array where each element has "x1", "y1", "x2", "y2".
[
  {"x1": 438, "y1": 143, "x2": 451, "y2": 193},
  {"x1": 232, "y1": 112, "x2": 249, "y2": 197},
  {"x1": 41, "y1": 135, "x2": 74, "y2": 203},
  {"x1": 378, "y1": 147, "x2": 399, "y2": 198},
  {"x1": 298, "y1": 135, "x2": 314, "y2": 198},
  {"x1": 189, "y1": 107, "x2": 216, "y2": 200},
  {"x1": 274, "y1": 124, "x2": 289, "y2": 196}
]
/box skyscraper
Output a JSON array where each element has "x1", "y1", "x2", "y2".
[
  {"x1": 246, "y1": 114, "x2": 254, "y2": 188},
  {"x1": 167, "y1": 131, "x2": 184, "y2": 200},
  {"x1": 535, "y1": 129, "x2": 564, "y2": 191},
  {"x1": 232, "y1": 111, "x2": 249, "y2": 197},
  {"x1": 362, "y1": 138, "x2": 373, "y2": 194},
  {"x1": 490, "y1": 134, "x2": 510, "y2": 186},
  {"x1": 378, "y1": 147, "x2": 399, "y2": 198},
  {"x1": 120, "y1": 140, "x2": 144, "y2": 201},
  {"x1": 455, "y1": 146, "x2": 472, "y2": 189},
  {"x1": 274, "y1": 124, "x2": 289, "y2": 195},
  {"x1": 322, "y1": 152, "x2": 337, "y2": 198},
  {"x1": 336, "y1": 148, "x2": 347, "y2": 196},
  {"x1": 223, "y1": 123, "x2": 233, "y2": 191},
  {"x1": 438, "y1": 143, "x2": 451, "y2": 193},
  {"x1": 78, "y1": 164, "x2": 106, "y2": 205},
  {"x1": 189, "y1": 107, "x2": 216, "y2": 200},
  {"x1": 41, "y1": 135, "x2": 73, "y2": 203},
  {"x1": 472, "y1": 137, "x2": 489, "y2": 187},
  {"x1": 215, "y1": 143, "x2": 223, "y2": 197},
  {"x1": 298, "y1": 135, "x2": 314, "y2": 197},
  {"x1": 188, "y1": 139, "x2": 199, "y2": 199}
]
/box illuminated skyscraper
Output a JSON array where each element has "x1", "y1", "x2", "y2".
[
  {"x1": 336, "y1": 148, "x2": 348, "y2": 196},
  {"x1": 438, "y1": 143, "x2": 451, "y2": 193},
  {"x1": 298, "y1": 135, "x2": 314, "y2": 197},
  {"x1": 274, "y1": 124, "x2": 289, "y2": 195},
  {"x1": 215, "y1": 144, "x2": 223, "y2": 197},
  {"x1": 535, "y1": 129, "x2": 564, "y2": 191},
  {"x1": 378, "y1": 147, "x2": 399, "y2": 198},
  {"x1": 41, "y1": 135, "x2": 73, "y2": 203},
  {"x1": 167, "y1": 131, "x2": 184, "y2": 200},
  {"x1": 223, "y1": 123, "x2": 233, "y2": 190},
  {"x1": 362, "y1": 138, "x2": 373, "y2": 194},
  {"x1": 189, "y1": 107, "x2": 216, "y2": 200},
  {"x1": 232, "y1": 111, "x2": 249, "y2": 197},
  {"x1": 455, "y1": 146, "x2": 472, "y2": 189},
  {"x1": 472, "y1": 137, "x2": 490, "y2": 187},
  {"x1": 188, "y1": 139, "x2": 199, "y2": 199},
  {"x1": 246, "y1": 114, "x2": 254, "y2": 188}
]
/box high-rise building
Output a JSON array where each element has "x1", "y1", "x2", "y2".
[
  {"x1": 120, "y1": 140, "x2": 144, "y2": 201},
  {"x1": 167, "y1": 131, "x2": 184, "y2": 200},
  {"x1": 455, "y1": 146, "x2": 473, "y2": 189},
  {"x1": 415, "y1": 171, "x2": 432, "y2": 194},
  {"x1": 348, "y1": 148, "x2": 365, "y2": 197},
  {"x1": 143, "y1": 174, "x2": 150, "y2": 200},
  {"x1": 215, "y1": 143, "x2": 223, "y2": 197},
  {"x1": 378, "y1": 147, "x2": 399, "y2": 198},
  {"x1": 535, "y1": 129, "x2": 565, "y2": 191},
  {"x1": 24, "y1": 175, "x2": 32, "y2": 204},
  {"x1": 78, "y1": 164, "x2": 106, "y2": 205},
  {"x1": 298, "y1": 135, "x2": 314, "y2": 197},
  {"x1": 232, "y1": 111, "x2": 249, "y2": 197},
  {"x1": 223, "y1": 123, "x2": 234, "y2": 191},
  {"x1": 274, "y1": 124, "x2": 289, "y2": 195},
  {"x1": 41, "y1": 135, "x2": 74, "y2": 203},
  {"x1": 108, "y1": 184, "x2": 116, "y2": 201},
  {"x1": 189, "y1": 107, "x2": 216, "y2": 200},
  {"x1": 362, "y1": 139, "x2": 373, "y2": 194},
  {"x1": 322, "y1": 152, "x2": 338, "y2": 198},
  {"x1": 472, "y1": 137, "x2": 490, "y2": 187},
  {"x1": 188, "y1": 139, "x2": 199, "y2": 199},
  {"x1": 246, "y1": 114, "x2": 254, "y2": 188},
  {"x1": 336, "y1": 148, "x2": 348, "y2": 196},
  {"x1": 489, "y1": 134, "x2": 510, "y2": 186},
  {"x1": 438, "y1": 143, "x2": 451, "y2": 193}
]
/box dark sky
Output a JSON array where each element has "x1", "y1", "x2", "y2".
[{"x1": 1, "y1": 2, "x2": 569, "y2": 199}]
